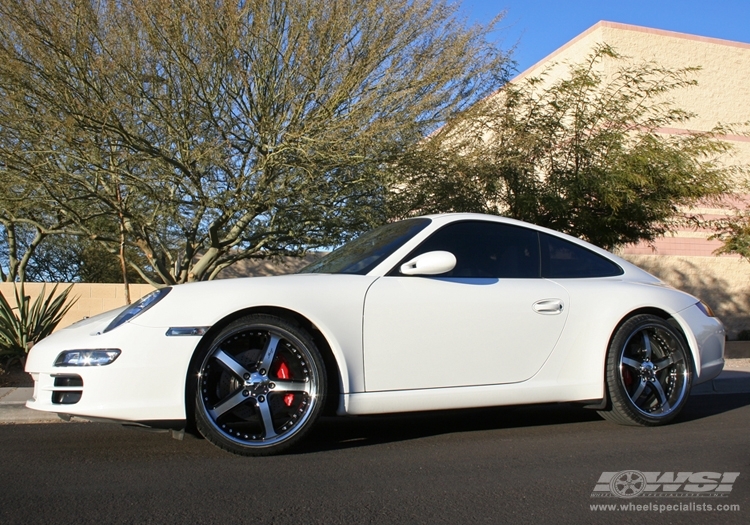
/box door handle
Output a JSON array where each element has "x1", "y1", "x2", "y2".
[{"x1": 533, "y1": 299, "x2": 564, "y2": 314}]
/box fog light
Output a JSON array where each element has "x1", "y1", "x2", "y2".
[{"x1": 54, "y1": 349, "x2": 121, "y2": 367}]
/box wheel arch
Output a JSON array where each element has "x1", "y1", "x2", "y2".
[
  {"x1": 184, "y1": 306, "x2": 346, "y2": 428},
  {"x1": 607, "y1": 307, "x2": 698, "y2": 372}
]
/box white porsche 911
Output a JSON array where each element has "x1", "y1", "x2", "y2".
[{"x1": 25, "y1": 213, "x2": 725, "y2": 455}]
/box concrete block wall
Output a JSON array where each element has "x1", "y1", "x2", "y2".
[{"x1": 0, "y1": 283, "x2": 155, "y2": 331}]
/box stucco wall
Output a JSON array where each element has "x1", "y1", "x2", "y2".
[
  {"x1": 216, "y1": 254, "x2": 320, "y2": 278},
  {"x1": 0, "y1": 283, "x2": 155, "y2": 331},
  {"x1": 518, "y1": 22, "x2": 750, "y2": 138},
  {"x1": 623, "y1": 254, "x2": 750, "y2": 338}
]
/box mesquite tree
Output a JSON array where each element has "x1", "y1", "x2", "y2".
[{"x1": 0, "y1": 0, "x2": 510, "y2": 284}]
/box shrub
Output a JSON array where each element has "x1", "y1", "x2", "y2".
[{"x1": 0, "y1": 283, "x2": 77, "y2": 369}]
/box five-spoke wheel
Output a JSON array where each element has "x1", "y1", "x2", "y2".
[
  {"x1": 599, "y1": 314, "x2": 692, "y2": 426},
  {"x1": 194, "y1": 314, "x2": 326, "y2": 456}
]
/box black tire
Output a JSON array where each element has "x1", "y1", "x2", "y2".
[
  {"x1": 599, "y1": 314, "x2": 692, "y2": 426},
  {"x1": 194, "y1": 314, "x2": 326, "y2": 456}
]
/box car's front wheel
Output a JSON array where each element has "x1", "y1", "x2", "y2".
[
  {"x1": 194, "y1": 314, "x2": 326, "y2": 456},
  {"x1": 599, "y1": 314, "x2": 692, "y2": 426}
]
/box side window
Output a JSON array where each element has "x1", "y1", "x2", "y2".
[
  {"x1": 395, "y1": 221, "x2": 540, "y2": 278},
  {"x1": 540, "y1": 233, "x2": 623, "y2": 278}
]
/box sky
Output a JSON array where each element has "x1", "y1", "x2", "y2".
[{"x1": 458, "y1": 0, "x2": 750, "y2": 76}]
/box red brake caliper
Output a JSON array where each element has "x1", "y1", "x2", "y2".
[
  {"x1": 622, "y1": 366, "x2": 634, "y2": 389},
  {"x1": 276, "y1": 361, "x2": 295, "y2": 407}
]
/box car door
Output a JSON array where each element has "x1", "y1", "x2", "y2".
[{"x1": 362, "y1": 220, "x2": 570, "y2": 392}]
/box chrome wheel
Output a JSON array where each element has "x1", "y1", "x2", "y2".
[
  {"x1": 194, "y1": 314, "x2": 325, "y2": 456},
  {"x1": 600, "y1": 315, "x2": 692, "y2": 426},
  {"x1": 619, "y1": 323, "x2": 689, "y2": 416}
]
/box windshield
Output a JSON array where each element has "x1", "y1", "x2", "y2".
[{"x1": 300, "y1": 219, "x2": 431, "y2": 275}]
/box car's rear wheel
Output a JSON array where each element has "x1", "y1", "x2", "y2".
[
  {"x1": 194, "y1": 314, "x2": 326, "y2": 456},
  {"x1": 599, "y1": 314, "x2": 692, "y2": 426}
]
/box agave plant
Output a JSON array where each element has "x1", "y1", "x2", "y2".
[{"x1": 0, "y1": 283, "x2": 77, "y2": 369}]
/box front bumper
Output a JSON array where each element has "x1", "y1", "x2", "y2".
[
  {"x1": 674, "y1": 303, "x2": 725, "y2": 385},
  {"x1": 25, "y1": 315, "x2": 203, "y2": 422}
]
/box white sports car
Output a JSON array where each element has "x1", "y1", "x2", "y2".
[{"x1": 25, "y1": 213, "x2": 725, "y2": 455}]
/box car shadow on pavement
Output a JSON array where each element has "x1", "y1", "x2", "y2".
[
  {"x1": 294, "y1": 393, "x2": 750, "y2": 454},
  {"x1": 677, "y1": 392, "x2": 750, "y2": 423},
  {"x1": 296, "y1": 402, "x2": 602, "y2": 454}
]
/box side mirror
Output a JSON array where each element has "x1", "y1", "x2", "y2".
[{"x1": 399, "y1": 251, "x2": 457, "y2": 276}]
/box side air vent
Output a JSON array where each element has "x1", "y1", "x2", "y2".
[
  {"x1": 54, "y1": 375, "x2": 83, "y2": 388},
  {"x1": 51, "y1": 375, "x2": 83, "y2": 404}
]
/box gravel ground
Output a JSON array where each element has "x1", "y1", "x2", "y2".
[{"x1": 0, "y1": 365, "x2": 32, "y2": 388}]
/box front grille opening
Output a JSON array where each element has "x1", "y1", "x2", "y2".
[
  {"x1": 54, "y1": 375, "x2": 83, "y2": 387},
  {"x1": 52, "y1": 391, "x2": 82, "y2": 405}
]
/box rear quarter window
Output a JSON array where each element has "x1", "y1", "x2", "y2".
[{"x1": 540, "y1": 233, "x2": 623, "y2": 278}]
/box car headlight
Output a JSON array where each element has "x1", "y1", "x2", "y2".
[
  {"x1": 55, "y1": 349, "x2": 121, "y2": 367},
  {"x1": 696, "y1": 300, "x2": 716, "y2": 317},
  {"x1": 103, "y1": 287, "x2": 171, "y2": 333}
]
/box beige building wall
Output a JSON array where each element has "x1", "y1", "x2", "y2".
[
  {"x1": 518, "y1": 22, "x2": 750, "y2": 133},
  {"x1": 216, "y1": 254, "x2": 320, "y2": 279},
  {"x1": 622, "y1": 254, "x2": 750, "y2": 338},
  {"x1": 0, "y1": 283, "x2": 155, "y2": 331}
]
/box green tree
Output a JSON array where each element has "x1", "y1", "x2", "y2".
[
  {"x1": 0, "y1": 0, "x2": 510, "y2": 284},
  {"x1": 392, "y1": 45, "x2": 736, "y2": 249},
  {"x1": 711, "y1": 186, "x2": 750, "y2": 261}
]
